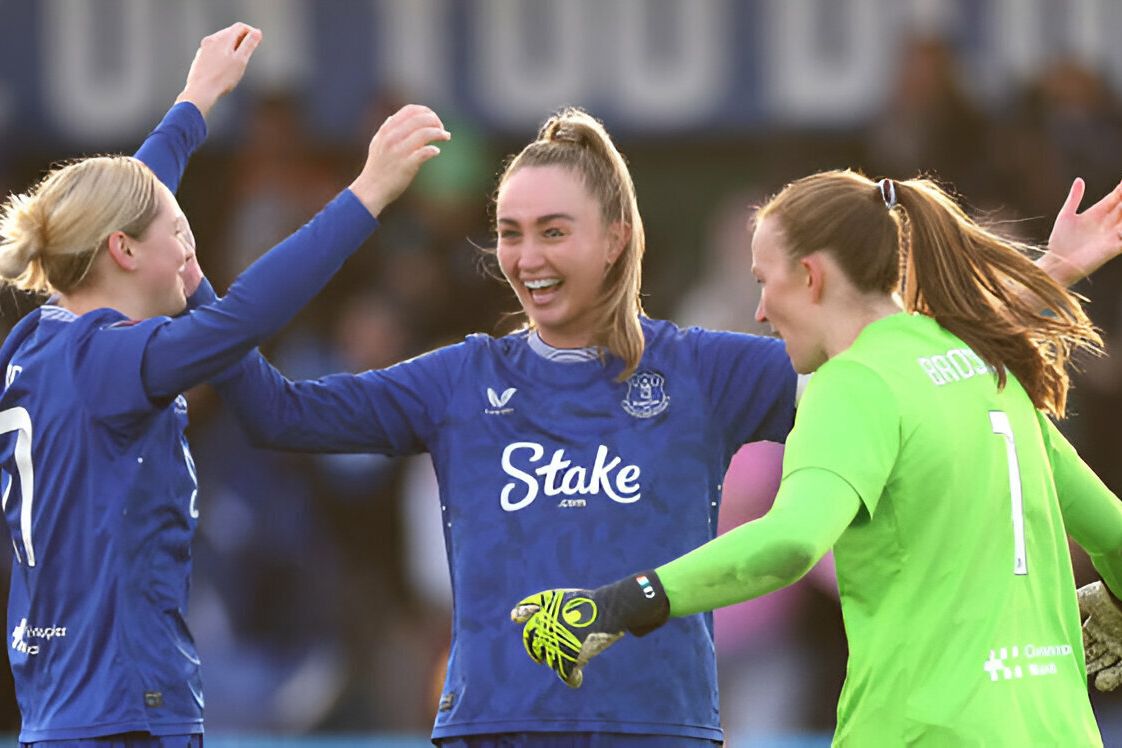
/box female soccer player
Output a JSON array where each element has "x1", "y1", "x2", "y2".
[
  {"x1": 511, "y1": 170, "x2": 1121, "y2": 746},
  {"x1": 209, "y1": 107, "x2": 1122, "y2": 746},
  {"x1": 0, "y1": 24, "x2": 448, "y2": 745}
]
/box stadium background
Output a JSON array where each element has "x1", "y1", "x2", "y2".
[{"x1": 3, "y1": 0, "x2": 1122, "y2": 745}]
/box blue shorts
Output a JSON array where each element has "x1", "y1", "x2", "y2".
[
  {"x1": 23, "y1": 733, "x2": 202, "y2": 748},
  {"x1": 435, "y1": 734, "x2": 721, "y2": 748}
]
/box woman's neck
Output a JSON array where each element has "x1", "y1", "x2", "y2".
[
  {"x1": 56, "y1": 285, "x2": 146, "y2": 320},
  {"x1": 823, "y1": 294, "x2": 902, "y2": 360}
]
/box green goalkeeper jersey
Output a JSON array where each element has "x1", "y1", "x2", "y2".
[{"x1": 784, "y1": 312, "x2": 1101, "y2": 746}]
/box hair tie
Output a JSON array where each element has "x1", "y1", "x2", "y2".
[{"x1": 876, "y1": 178, "x2": 897, "y2": 209}]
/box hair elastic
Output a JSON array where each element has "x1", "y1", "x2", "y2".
[{"x1": 876, "y1": 178, "x2": 898, "y2": 209}]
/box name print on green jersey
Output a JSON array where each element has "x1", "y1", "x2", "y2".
[{"x1": 917, "y1": 346, "x2": 994, "y2": 386}]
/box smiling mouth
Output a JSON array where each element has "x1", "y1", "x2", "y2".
[
  {"x1": 524, "y1": 279, "x2": 563, "y2": 302},
  {"x1": 524, "y1": 278, "x2": 561, "y2": 290}
]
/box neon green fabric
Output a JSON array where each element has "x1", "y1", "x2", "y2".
[
  {"x1": 658, "y1": 467, "x2": 859, "y2": 616},
  {"x1": 1041, "y1": 411, "x2": 1122, "y2": 598},
  {"x1": 664, "y1": 313, "x2": 1103, "y2": 746}
]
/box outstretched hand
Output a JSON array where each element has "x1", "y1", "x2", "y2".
[
  {"x1": 348, "y1": 105, "x2": 451, "y2": 217},
  {"x1": 175, "y1": 22, "x2": 263, "y2": 119},
  {"x1": 1041, "y1": 177, "x2": 1122, "y2": 286}
]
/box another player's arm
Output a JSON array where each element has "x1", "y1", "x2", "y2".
[
  {"x1": 659, "y1": 468, "x2": 857, "y2": 614},
  {"x1": 135, "y1": 106, "x2": 448, "y2": 401},
  {"x1": 137, "y1": 23, "x2": 261, "y2": 194},
  {"x1": 668, "y1": 361, "x2": 885, "y2": 616},
  {"x1": 512, "y1": 359, "x2": 890, "y2": 687},
  {"x1": 207, "y1": 330, "x2": 467, "y2": 455},
  {"x1": 173, "y1": 23, "x2": 261, "y2": 120},
  {"x1": 1040, "y1": 413, "x2": 1122, "y2": 691},
  {"x1": 1036, "y1": 177, "x2": 1122, "y2": 288},
  {"x1": 131, "y1": 22, "x2": 262, "y2": 308},
  {"x1": 1047, "y1": 416, "x2": 1122, "y2": 594},
  {"x1": 510, "y1": 469, "x2": 858, "y2": 688}
]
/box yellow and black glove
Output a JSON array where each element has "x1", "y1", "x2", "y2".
[{"x1": 510, "y1": 571, "x2": 669, "y2": 688}]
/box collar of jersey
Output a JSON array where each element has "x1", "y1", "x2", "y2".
[
  {"x1": 40, "y1": 304, "x2": 78, "y2": 323},
  {"x1": 510, "y1": 330, "x2": 615, "y2": 387},
  {"x1": 526, "y1": 330, "x2": 600, "y2": 363}
]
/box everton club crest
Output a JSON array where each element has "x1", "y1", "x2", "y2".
[{"x1": 622, "y1": 370, "x2": 670, "y2": 418}]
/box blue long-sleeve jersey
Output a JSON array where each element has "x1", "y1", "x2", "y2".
[
  {"x1": 0, "y1": 103, "x2": 378, "y2": 741},
  {"x1": 214, "y1": 319, "x2": 796, "y2": 742}
]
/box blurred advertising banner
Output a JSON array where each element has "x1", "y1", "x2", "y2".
[{"x1": 0, "y1": 0, "x2": 1119, "y2": 146}]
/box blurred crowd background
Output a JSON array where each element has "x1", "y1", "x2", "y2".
[{"x1": 2, "y1": 0, "x2": 1122, "y2": 743}]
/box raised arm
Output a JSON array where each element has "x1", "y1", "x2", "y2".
[
  {"x1": 137, "y1": 23, "x2": 262, "y2": 193},
  {"x1": 138, "y1": 104, "x2": 450, "y2": 400},
  {"x1": 1038, "y1": 177, "x2": 1122, "y2": 286},
  {"x1": 174, "y1": 23, "x2": 261, "y2": 120}
]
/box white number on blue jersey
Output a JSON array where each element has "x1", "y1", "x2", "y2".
[
  {"x1": 990, "y1": 410, "x2": 1027, "y2": 576},
  {"x1": 0, "y1": 407, "x2": 36, "y2": 566},
  {"x1": 182, "y1": 441, "x2": 198, "y2": 519}
]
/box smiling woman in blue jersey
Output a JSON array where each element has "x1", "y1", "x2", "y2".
[
  {"x1": 203, "y1": 100, "x2": 1122, "y2": 745},
  {"x1": 0, "y1": 23, "x2": 449, "y2": 747}
]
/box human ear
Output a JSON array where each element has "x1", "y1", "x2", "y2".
[
  {"x1": 605, "y1": 221, "x2": 630, "y2": 266},
  {"x1": 105, "y1": 231, "x2": 138, "y2": 271},
  {"x1": 801, "y1": 254, "x2": 825, "y2": 303}
]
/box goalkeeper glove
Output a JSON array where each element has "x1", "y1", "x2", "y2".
[
  {"x1": 510, "y1": 570, "x2": 670, "y2": 688},
  {"x1": 1078, "y1": 581, "x2": 1122, "y2": 691}
]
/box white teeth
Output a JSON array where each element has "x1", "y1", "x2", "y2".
[{"x1": 525, "y1": 278, "x2": 561, "y2": 290}]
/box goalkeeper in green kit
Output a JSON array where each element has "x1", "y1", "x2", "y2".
[{"x1": 511, "y1": 170, "x2": 1122, "y2": 746}]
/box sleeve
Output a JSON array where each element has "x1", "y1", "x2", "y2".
[
  {"x1": 693, "y1": 329, "x2": 797, "y2": 446},
  {"x1": 132, "y1": 102, "x2": 207, "y2": 193},
  {"x1": 208, "y1": 340, "x2": 469, "y2": 455},
  {"x1": 782, "y1": 359, "x2": 900, "y2": 516},
  {"x1": 185, "y1": 277, "x2": 218, "y2": 309},
  {"x1": 657, "y1": 466, "x2": 860, "y2": 617},
  {"x1": 140, "y1": 191, "x2": 378, "y2": 401},
  {"x1": 1040, "y1": 412, "x2": 1122, "y2": 597}
]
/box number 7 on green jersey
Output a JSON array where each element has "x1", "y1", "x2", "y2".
[{"x1": 990, "y1": 410, "x2": 1027, "y2": 576}]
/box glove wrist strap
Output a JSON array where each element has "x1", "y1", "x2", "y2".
[{"x1": 598, "y1": 570, "x2": 670, "y2": 637}]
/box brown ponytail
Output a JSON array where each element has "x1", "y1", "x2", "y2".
[
  {"x1": 894, "y1": 178, "x2": 1098, "y2": 417},
  {"x1": 759, "y1": 170, "x2": 1099, "y2": 417}
]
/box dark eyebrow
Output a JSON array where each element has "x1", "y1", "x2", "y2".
[{"x1": 497, "y1": 213, "x2": 576, "y2": 226}]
